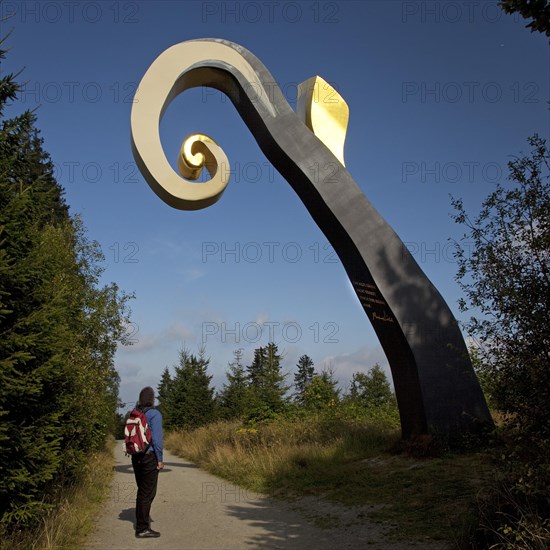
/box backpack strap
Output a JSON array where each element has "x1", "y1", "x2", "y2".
[{"x1": 138, "y1": 406, "x2": 153, "y2": 453}]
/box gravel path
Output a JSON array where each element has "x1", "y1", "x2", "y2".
[{"x1": 84, "y1": 442, "x2": 447, "y2": 549}]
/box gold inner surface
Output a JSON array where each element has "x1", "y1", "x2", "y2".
[{"x1": 297, "y1": 75, "x2": 349, "y2": 166}]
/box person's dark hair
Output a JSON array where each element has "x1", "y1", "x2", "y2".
[{"x1": 138, "y1": 386, "x2": 155, "y2": 408}]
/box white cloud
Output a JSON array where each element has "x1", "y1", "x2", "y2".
[
  {"x1": 254, "y1": 311, "x2": 270, "y2": 326},
  {"x1": 179, "y1": 267, "x2": 206, "y2": 281},
  {"x1": 143, "y1": 238, "x2": 197, "y2": 259},
  {"x1": 117, "y1": 362, "x2": 142, "y2": 378},
  {"x1": 165, "y1": 322, "x2": 194, "y2": 342},
  {"x1": 319, "y1": 346, "x2": 391, "y2": 392},
  {"x1": 118, "y1": 321, "x2": 194, "y2": 354}
]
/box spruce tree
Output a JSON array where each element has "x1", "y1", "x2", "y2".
[
  {"x1": 0, "y1": 37, "x2": 132, "y2": 531},
  {"x1": 157, "y1": 366, "x2": 174, "y2": 425},
  {"x1": 169, "y1": 348, "x2": 215, "y2": 429},
  {"x1": 217, "y1": 349, "x2": 253, "y2": 419},
  {"x1": 246, "y1": 345, "x2": 266, "y2": 389},
  {"x1": 294, "y1": 354, "x2": 315, "y2": 404},
  {"x1": 246, "y1": 343, "x2": 289, "y2": 413}
]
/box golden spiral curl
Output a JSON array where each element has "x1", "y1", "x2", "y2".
[
  {"x1": 130, "y1": 42, "x2": 233, "y2": 210},
  {"x1": 178, "y1": 134, "x2": 223, "y2": 181}
]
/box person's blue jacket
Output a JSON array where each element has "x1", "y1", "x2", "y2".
[{"x1": 145, "y1": 408, "x2": 163, "y2": 462}]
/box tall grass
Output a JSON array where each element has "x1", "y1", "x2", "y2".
[
  {"x1": 166, "y1": 406, "x2": 401, "y2": 494},
  {"x1": 166, "y1": 407, "x2": 498, "y2": 544},
  {"x1": 0, "y1": 437, "x2": 115, "y2": 550}
]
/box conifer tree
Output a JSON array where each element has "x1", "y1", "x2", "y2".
[
  {"x1": 294, "y1": 354, "x2": 315, "y2": 404},
  {"x1": 246, "y1": 345, "x2": 267, "y2": 389},
  {"x1": 246, "y1": 343, "x2": 289, "y2": 413},
  {"x1": 0, "y1": 37, "x2": 131, "y2": 531},
  {"x1": 156, "y1": 366, "x2": 174, "y2": 422},
  {"x1": 169, "y1": 347, "x2": 215, "y2": 429},
  {"x1": 217, "y1": 349, "x2": 254, "y2": 419}
]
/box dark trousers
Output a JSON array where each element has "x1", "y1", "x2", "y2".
[{"x1": 131, "y1": 451, "x2": 159, "y2": 532}]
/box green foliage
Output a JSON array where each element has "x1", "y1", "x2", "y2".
[
  {"x1": 0, "y1": 39, "x2": 131, "y2": 532},
  {"x1": 293, "y1": 354, "x2": 315, "y2": 404},
  {"x1": 160, "y1": 347, "x2": 216, "y2": 430},
  {"x1": 302, "y1": 369, "x2": 339, "y2": 410},
  {"x1": 216, "y1": 349, "x2": 255, "y2": 419},
  {"x1": 463, "y1": 476, "x2": 550, "y2": 549},
  {"x1": 114, "y1": 412, "x2": 126, "y2": 440},
  {"x1": 499, "y1": 0, "x2": 550, "y2": 37},
  {"x1": 246, "y1": 342, "x2": 289, "y2": 413},
  {"x1": 452, "y1": 134, "x2": 549, "y2": 447},
  {"x1": 337, "y1": 398, "x2": 400, "y2": 430},
  {"x1": 156, "y1": 366, "x2": 173, "y2": 419},
  {"x1": 349, "y1": 364, "x2": 394, "y2": 408},
  {"x1": 207, "y1": 350, "x2": 399, "y2": 426},
  {"x1": 452, "y1": 135, "x2": 550, "y2": 547},
  {"x1": 243, "y1": 403, "x2": 284, "y2": 427},
  {"x1": 468, "y1": 346, "x2": 496, "y2": 409}
]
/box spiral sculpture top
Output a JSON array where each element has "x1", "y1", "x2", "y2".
[{"x1": 131, "y1": 39, "x2": 280, "y2": 210}]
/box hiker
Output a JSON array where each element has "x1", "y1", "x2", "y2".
[{"x1": 132, "y1": 386, "x2": 164, "y2": 538}]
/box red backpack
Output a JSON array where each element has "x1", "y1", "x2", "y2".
[{"x1": 123, "y1": 408, "x2": 152, "y2": 455}]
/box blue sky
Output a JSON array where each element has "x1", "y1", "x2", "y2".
[{"x1": 2, "y1": 1, "x2": 548, "y2": 408}]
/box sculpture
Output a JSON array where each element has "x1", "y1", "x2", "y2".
[{"x1": 131, "y1": 38, "x2": 493, "y2": 440}]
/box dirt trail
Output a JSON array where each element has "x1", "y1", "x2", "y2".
[{"x1": 84, "y1": 442, "x2": 447, "y2": 549}]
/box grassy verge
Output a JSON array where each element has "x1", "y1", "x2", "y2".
[
  {"x1": 166, "y1": 411, "x2": 495, "y2": 545},
  {"x1": 1, "y1": 436, "x2": 115, "y2": 550}
]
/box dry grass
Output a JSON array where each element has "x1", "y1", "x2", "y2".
[
  {"x1": 166, "y1": 413, "x2": 495, "y2": 544},
  {"x1": 166, "y1": 412, "x2": 399, "y2": 493}
]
